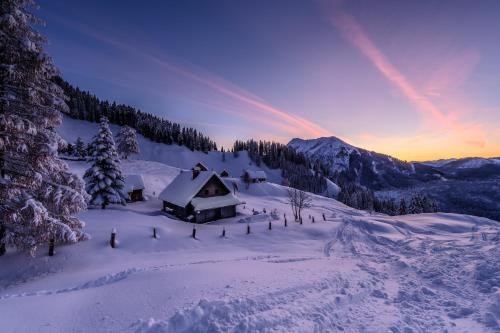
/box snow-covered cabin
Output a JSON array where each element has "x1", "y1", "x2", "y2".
[
  {"x1": 242, "y1": 169, "x2": 267, "y2": 183},
  {"x1": 194, "y1": 162, "x2": 208, "y2": 171},
  {"x1": 159, "y1": 169, "x2": 242, "y2": 223},
  {"x1": 124, "y1": 174, "x2": 145, "y2": 202},
  {"x1": 220, "y1": 169, "x2": 230, "y2": 177}
]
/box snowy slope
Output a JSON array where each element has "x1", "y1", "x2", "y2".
[
  {"x1": 288, "y1": 136, "x2": 437, "y2": 190},
  {"x1": 1, "y1": 158, "x2": 499, "y2": 333},
  {"x1": 289, "y1": 136, "x2": 357, "y2": 173},
  {"x1": 58, "y1": 116, "x2": 282, "y2": 184},
  {"x1": 422, "y1": 157, "x2": 500, "y2": 169}
]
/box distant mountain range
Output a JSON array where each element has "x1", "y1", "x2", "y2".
[{"x1": 289, "y1": 136, "x2": 500, "y2": 221}]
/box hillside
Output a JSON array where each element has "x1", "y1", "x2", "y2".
[
  {"x1": 289, "y1": 136, "x2": 500, "y2": 221},
  {"x1": 59, "y1": 116, "x2": 283, "y2": 184},
  {"x1": 1, "y1": 156, "x2": 499, "y2": 332}
]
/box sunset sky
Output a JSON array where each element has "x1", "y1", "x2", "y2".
[{"x1": 39, "y1": 0, "x2": 500, "y2": 161}]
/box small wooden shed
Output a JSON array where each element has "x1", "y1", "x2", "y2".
[
  {"x1": 242, "y1": 169, "x2": 267, "y2": 183},
  {"x1": 124, "y1": 174, "x2": 145, "y2": 202}
]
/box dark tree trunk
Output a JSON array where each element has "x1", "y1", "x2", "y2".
[
  {"x1": 48, "y1": 239, "x2": 55, "y2": 256},
  {"x1": 0, "y1": 226, "x2": 5, "y2": 256}
]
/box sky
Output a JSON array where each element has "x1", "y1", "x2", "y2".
[{"x1": 37, "y1": 0, "x2": 500, "y2": 161}]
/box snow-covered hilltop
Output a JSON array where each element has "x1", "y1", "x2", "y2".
[
  {"x1": 422, "y1": 157, "x2": 500, "y2": 170},
  {"x1": 59, "y1": 116, "x2": 283, "y2": 184},
  {"x1": 289, "y1": 136, "x2": 358, "y2": 174}
]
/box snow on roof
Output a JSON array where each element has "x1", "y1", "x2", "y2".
[
  {"x1": 191, "y1": 193, "x2": 242, "y2": 211},
  {"x1": 244, "y1": 169, "x2": 267, "y2": 179},
  {"x1": 124, "y1": 174, "x2": 145, "y2": 192},
  {"x1": 159, "y1": 171, "x2": 232, "y2": 208},
  {"x1": 195, "y1": 162, "x2": 208, "y2": 171}
]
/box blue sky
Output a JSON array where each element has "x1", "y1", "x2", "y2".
[{"x1": 38, "y1": 0, "x2": 500, "y2": 160}]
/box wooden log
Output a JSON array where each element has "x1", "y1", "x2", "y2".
[{"x1": 322, "y1": 213, "x2": 326, "y2": 221}]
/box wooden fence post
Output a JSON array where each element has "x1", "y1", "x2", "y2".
[
  {"x1": 48, "y1": 239, "x2": 55, "y2": 256},
  {"x1": 312, "y1": 216, "x2": 315, "y2": 223},
  {"x1": 247, "y1": 224, "x2": 251, "y2": 235},
  {"x1": 222, "y1": 228, "x2": 226, "y2": 237},
  {"x1": 284, "y1": 217, "x2": 287, "y2": 227},
  {"x1": 110, "y1": 229, "x2": 116, "y2": 248},
  {"x1": 192, "y1": 226, "x2": 197, "y2": 239},
  {"x1": 268, "y1": 221, "x2": 272, "y2": 230},
  {"x1": 323, "y1": 213, "x2": 326, "y2": 221},
  {"x1": 153, "y1": 227, "x2": 157, "y2": 239}
]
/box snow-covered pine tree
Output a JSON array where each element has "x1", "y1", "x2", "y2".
[
  {"x1": 84, "y1": 117, "x2": 127, "y2": 209},
  {"x1": 399, "y1": 198, "x2": 407, "y2": 215},
  {"x1": 74, "y1": 137, "x2": 86, "y2": 159},
  {"x1": 0, "y1": 0, "x2": 89, "y2": 256},
  {"x1": 408, "y1": 194, "x2": 424, "y2": 214},
  {"x1": 116, "y1": 125, "x2": 139, "y2": 159}
]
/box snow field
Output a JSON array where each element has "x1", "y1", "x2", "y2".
[{"x1": 1, "y1": 119, "x2": 499, "y2": 332}]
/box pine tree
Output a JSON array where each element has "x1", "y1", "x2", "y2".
[
  {"x1": 399, "y1": 198, "x2": 407, "y2": 215},
  {"x1": 409, "y1": 194, "x2": 424, "y2": 214},
  {"x1": 64, "y1": 142, "x2": 75, "y2": 156},
  {"x1": 74, "y1": 137, "x2": 86, "y2": 159},
  {"x1": 84, "y1": 117, "x2": 127, "y2": 209},
  {"x1": 0, "y1": 0, "x2": 89, "y2": 256},
  {"x1": 116, "y1": 125, "x2": 139, "y2": 159}
]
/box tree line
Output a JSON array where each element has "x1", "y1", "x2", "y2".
[
  {"x1": 337, "y1": 181, "x2": 438, "y2": 216},
  {"x1": 233, "y1": 140, "x2": 329, "y2": 195},
  {"x1": 54, "y1": 77, "x2": 217, "y2": 152}
]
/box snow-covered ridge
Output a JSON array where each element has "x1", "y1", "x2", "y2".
[
  {"x1": 288, "y1": 136, "x2": 358, "y2": 173},
  {"x1": 58, "y1": 116, "x2": 283, "y2": 184},
  {"x1": 421, "y1": 157, "x2": 500, "y2": 169}
]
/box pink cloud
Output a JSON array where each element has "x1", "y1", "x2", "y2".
[
  {"x1": 50, "y1": 14, "x2": 331, "y2": 139},
  {"x1": 329, "y1": 9, "x2": 451, "y2": 127},
  {"x1": 424, "y1": 50, "x2": 480, "y2": 97}
]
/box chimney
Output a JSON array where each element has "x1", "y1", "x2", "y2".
[{"x1": 192, "y1": 167, "x2": 201, "y2": 179}]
